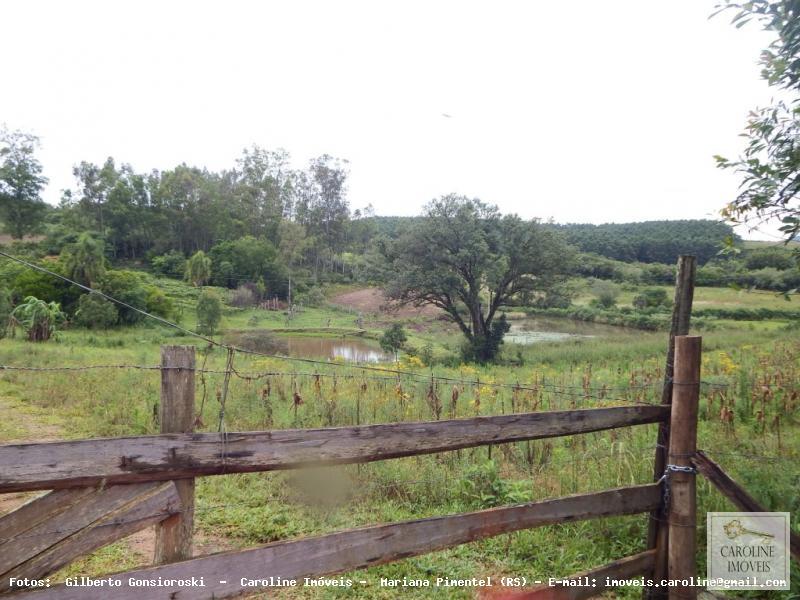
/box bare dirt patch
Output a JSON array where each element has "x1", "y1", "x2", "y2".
[
  {"x1": 124, "y1": 527, "x2": 238, "y2": 563},
  {"x1": 331, "y1": 287, "x2": 441, "y2": 318}
]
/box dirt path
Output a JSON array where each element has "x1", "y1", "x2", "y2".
[{"x1": 0, "y1": 392, "x2": 234, "y2": 565}]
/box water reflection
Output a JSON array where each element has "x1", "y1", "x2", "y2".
[
  {"x1": 505, "y1": 316, "x2": 631, "y2": 345},
  {"x1": 282, "y1": 336, "x2": 392, "y2": 363}
]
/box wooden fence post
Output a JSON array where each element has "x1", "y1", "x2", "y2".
[
  {"x1": 154, "y1": 345, "x2": 196, "y2": 564},
  {"x1": 666, "y1": 335, "x2": 701, "y2": 600},
  {"x1": 647, "y1": 255, "x2": 695, "y2": 598}
]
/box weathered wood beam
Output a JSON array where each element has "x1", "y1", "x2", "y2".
[
  {"x1": 154, "y1": 345, "x2": 195, "y2": 564},
  {"x1": 485, "y1": 549, "x2": 656, "y2": 599},
  {"x1": 693, "y1": 450, "x2": 800, "y2": 563},
  {"x1": 8, "y1": 484, "x2": 660, "y2": 600},
  {"x1": 0, "y1": 482, "x2": 180, "y2": 594},
  {"x1": 0, "y1": 405, "x2": 667, "y2": 493}
]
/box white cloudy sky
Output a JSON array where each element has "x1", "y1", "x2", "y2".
[{"x1": 0, "y1": 1, "x2": 781, "y2": 237}]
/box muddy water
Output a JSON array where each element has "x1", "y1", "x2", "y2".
[
  {"x1": 505, "y1": 316, "x2": 630, "y2": 344},
  {"x1": 282, "y1": 336, "x2": 392, "y2": 363}
]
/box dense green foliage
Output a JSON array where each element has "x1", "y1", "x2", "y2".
[
  {"x1": 9, "y1": 296, "x2": 64, "y2": 341},
  {"x1": 632, "y1": 287, "x2": 670, "y2": 309},
  {"x1": 61, "y1": 232, "x2": 106, "y2": 287},
  {"x1": 207, "y1": 236, "x2": 287, "y2": 295},
  {"x1": 0, "y1": 127, "x2": 48, "y2": 239},
  {"x1": 151, "y1": 250, "x2": 186, "y2": 279},
  {"x1": 74, "y1": 293, "x2": 119, "y2": 329},
  {"x1": 185, "y1": 250, "x2": 212, "y2": 287},
  {"x1": 715, "y1": 1, "x2": 800, "y2": 243},
  {"x1": 552, "y1": 220, "x2": 736, "y2": 264},
  {"x1": 0, "y1": 289, "x2": 11, "y2": 338},
  {"x1": 97, "y1": 270, "x2": 148, "y2": 325},
  {"x1": 196, "y1": 289, "x2": 222, "y2": 334},
  {"x1": 385, "y1": 196, "x2": 572, "y2": 362},
  {"x1": 379, "y1": 323, "x2": 407, "y2": 359}
]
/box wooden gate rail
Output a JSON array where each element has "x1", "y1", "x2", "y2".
[
  {"x1": 693, "y1": 450, "x2": 800, "y2": 562},
  {"x1": 0, "y1": 404, "x2": 667, "y2": 493},
  {"x1": 484, "y1": 549, "x2": 656, "y2": 599},
  {"x1": 0, "y1": 483, "x2": 181, "y2": 594},
  {"x1": 7, "y1": 484, "x2": 660, "y2": 600}
]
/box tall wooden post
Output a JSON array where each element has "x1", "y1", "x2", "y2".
[
  {"x1": 647, "y1": 255, "x2": 695, "y2": 597},
  {"x1": 154, "y1": 345, "x2": 195, "y2": 564},
  {"x1": 666, "y1": 335, "x2": 701, "y2": 600}
]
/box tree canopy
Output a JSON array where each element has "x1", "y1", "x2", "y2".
[
  {"x1": 385, "y1": 195, "x2": 573, "y2": 361},
  {"x1": 0, "y1": 127, "x2": 48, "y2": 239},
  {"x1": 714, "y1": 0, "x2": 800, "y2": 244}
]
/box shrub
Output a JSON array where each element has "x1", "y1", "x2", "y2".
[
  {"x1": 196, "y1": 290, "x2": 222, "y2": 334},
  {"x1": 744, "y1": 247, "x2": 794, "y2": 271},
  {"x1": 589, "y1": 280, "x2": 619, "y2": 309},
  {"x1": 0, "y1": 290, "x2": 11, "y2": 338},
  {"x1": 750, "y1": 267, "x2": 784, "y2": 290},
  {"x1": 185, "y1": 251, "x2": 212, "y2": 287},
  {"x1": 9, "y1": 296, "x2": 65, "y2": 341},
  {"x1": 379, "y1": 323, "x2": 407, "y2": 360},
  {"x1": 11, "y1": 268, "x2": 80, "y2": 311},
  {"x1": 696, "y1": 265, "x2": 730, "y2": 287},
  {"x1": 457, "y1": 460, "x2": 531, "y2": 508},
  {"x1": 144, "y1": 285, "x2": 174, "y2": 319},
  {"x1": 574, "y1": 253, "x2": 623, "y2": 280},
  {"x1": 229, "y1": 285, "x2": 257, "y2": 308},
  {"x1": 298, "y1": 287, "x2": 326, "y2": 308},
  {"x1": 633, "y1": 287, "x2": 670, "y2": 310},
  {"x1": 223, "y1": 330, "x2": 287, "y2": 354},
  {"x1": 98, "y1": 270, "x2": 148, "y2": 324},
  {"x1": 532, "y1": 282, "x2": 576, "y2": 309},
  {"x1": 640, "y1": 263, "x2": 675, "y2": 284},
  {"x1": 208, "y1": 237, "x2": 286, "y2": 295},
  {"x1": 74, "y1": 293, "x2": 119, "y2": 329},
  {"x1": 150, "y1": 251, "x2": 186, "y2": 279}
]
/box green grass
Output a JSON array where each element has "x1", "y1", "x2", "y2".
[
  {"x1": 0, "y1": 278, "x2": 798, "y2": 598},
  {"x1": 574, "y1": 283, "x2": 799, "y2": 311}
]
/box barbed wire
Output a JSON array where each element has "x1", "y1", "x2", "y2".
[
  {"x1": 0, "y1": 250, "x2": 757, "y2": 397},
  {"x1": 3, "y1": 252, "x2": 795, "y2": 397}
]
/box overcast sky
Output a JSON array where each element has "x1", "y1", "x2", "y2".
[{"x1": 0, "y1": 1, "x2": 781, "y2": 238}]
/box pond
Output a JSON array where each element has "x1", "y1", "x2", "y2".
[
  {"x1": 282, "y1": 336, "x2": 393, "y2": 363},
  {"x1": 505, "y1": 316, "x2": 630, "y2": 345}
]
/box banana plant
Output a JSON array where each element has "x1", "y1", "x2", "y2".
[{"x1": 9, "y1": 296, "x2": 65, "y2": 342}]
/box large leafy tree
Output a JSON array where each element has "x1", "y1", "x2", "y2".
[
  {"x1": 294, "y1": 155, "x2": 350, "y2": 268},
  {"x1": 385, "y1": 195, "x2": 573, "y2": 362},
  {"x1": 232, "y1": 145, "x2": 294, "y2": 239},
  {"x1": 0, "y1": 127, "x2": 48, "y2": 239},
  {"x1": 714, "y1": 1, "x2": 800, "y2": 243}
]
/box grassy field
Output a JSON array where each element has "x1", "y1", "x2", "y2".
[
  {"x1": 0, "y1": 281, "x2": 798, "y2": 598},
  {"x1": 573, "y1": 282, "x2": 800, "y2": 311}
]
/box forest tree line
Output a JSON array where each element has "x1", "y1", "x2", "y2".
[{"x1": 1, "y1": 127, "x2": 798, "y2": 306}]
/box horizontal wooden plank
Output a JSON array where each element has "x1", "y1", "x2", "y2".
[
  {"x1": 488, "y1": 549, "x2": 656, "y2": 599},
  {"x1": 693, "y1": 450, "x2": 800, "y2": 563},
  {"x1": 8, "y1": 483, "x2": 660, "y2": 599},
  {"x1": 0, "y1": 405, "x2": 667, "y2": 493},
  {"x1": 0, "y1": 482, "x2": 180, "y2": 594}
]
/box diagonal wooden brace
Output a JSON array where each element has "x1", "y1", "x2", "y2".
[{"x1": 0, "y1": 482, "x2": 181, "y2": 594}]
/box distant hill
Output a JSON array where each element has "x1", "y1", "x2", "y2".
[
  {"x1": 368, "y1": 217, "x2": 737, "y2": 266},
  {"x1": 551, "y1": 220, "x2": 737, "y2": 265}
]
